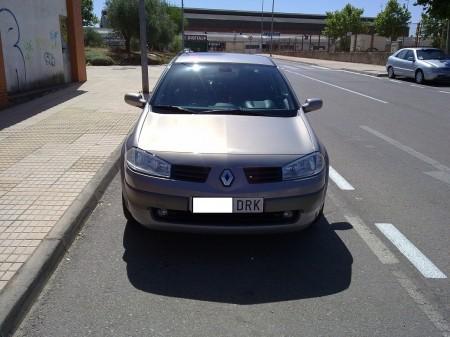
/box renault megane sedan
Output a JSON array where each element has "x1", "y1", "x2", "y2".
[{"x1": 121, "y1": 52, "x2": 328, "y2": 233}]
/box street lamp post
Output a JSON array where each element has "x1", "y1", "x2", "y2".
[
  {"x1": 260, "y1": 0, "x2": 264, "y2": 52},
  {"x1": 139, "y1": 0, "x2": 149, "y2": 94},
  {"x1": 181, "y1": 0, "x2": 185, "y2": 49},
  {"x1": 269, "y1": 0, "x2": 274, "y2": 56}
]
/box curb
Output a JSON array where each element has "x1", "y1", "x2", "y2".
[
  {"x1": 269, "y1": 55, "x2": 387, "y2": 77},
  {"x1": 0, "y1": 146, "x2": 123, "y2": 337}
]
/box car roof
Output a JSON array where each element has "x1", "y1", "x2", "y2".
[{"x1": 174, "y1": 52, "x2": 276, "y2": 66}]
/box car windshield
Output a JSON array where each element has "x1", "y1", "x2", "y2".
[
  {"x1": 151, "y1": 62, "x2": 298, "y2": 116},
  {"x1": 416, "y1": 49, "x2": 448, "y2": 60}
]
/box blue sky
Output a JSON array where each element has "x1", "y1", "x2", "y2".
[{"x1": 94, "y1": 0, "x2": 423, "y2": 25}]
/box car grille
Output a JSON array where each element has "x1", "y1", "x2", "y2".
[
  {"x1": 151, "y1": 209, "x2": 299, "y2": 226},
  {"x1": 244, "y1": 167, "x2": 282, "y2": 184},
  {"x1": 171, "y1": 164, "x2": 211, "y2": 182}
]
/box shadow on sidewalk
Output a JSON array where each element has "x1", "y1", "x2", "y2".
[
  {"x1": 0, "y1": 83, "x2": 86, "y2": 131},
  {"x1": 122, "y1": 216, "x2": 353, "y2": 305}
]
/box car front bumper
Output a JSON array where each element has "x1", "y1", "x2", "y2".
[{"x1": 122, "y1": 164, "x2": 327, "y2": 234}]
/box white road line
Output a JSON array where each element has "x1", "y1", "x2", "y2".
[
  {"x1": 310, "y1": 65, "x2": 330, "y2": 70},
  {"x1": 282, "y1": 65, "x2": 301, "y2": 70},
  {"x1": 342, "y1": 215, "x2": 399, "y2": 265},
  {"x1": 360, "y1": 125, "x2": 450, "y2": 185},
  {"x1": 410, "y1": 83, "x2": 426, "y2": 88},
  {"x1": 328, "y1": 166, "x2": 355, "y2": 190},
  {"x1": 339, "y1": 69, "x2": 382, "y2": 79},
  {"x1": 375, "y1": 223, "x2": 447, "y2": 279},
  {"x1": 284, "y1": 69, "x2": 389, "y2": 104},
  {"x1": 439, "y1": 90, "x2": 450, "y2": 94}
]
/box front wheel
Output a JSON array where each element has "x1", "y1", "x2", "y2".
[
  {"x1": 415, "y1": 69, "x2": 424, "y2": 84},
  {"x1": 387, "y1": 66, "x2": 395, "y2": 78}
]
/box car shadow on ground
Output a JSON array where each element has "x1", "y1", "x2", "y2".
[
  {"x1": 393, "y1": 77, "x2": 450, "y2": 88},
  {"x1": 122, "y1": 216, "x2": 353, "y2": 305}
]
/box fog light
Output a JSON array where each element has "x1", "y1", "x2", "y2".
[
  {"x1": 282, "y1": 211, "x2": 293, "y2": 218},
  {"x1": 157, "y1": 208, "x2": 168, "y2": 217}
]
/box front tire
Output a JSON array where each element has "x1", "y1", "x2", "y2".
[
  {"x1": 415, "y1": 69, "x2": 424, "y2": 84},
  {"x1": 387, "y1": 66, "x2": 395, "y2": 78}
]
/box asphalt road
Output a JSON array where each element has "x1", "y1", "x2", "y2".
[{"x1": 15, "y1": 61, "x2": 450, "y2": 337}]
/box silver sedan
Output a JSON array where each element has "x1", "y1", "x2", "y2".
[
  {"x1": 121, "y1": 52, "x2": 328, "y2": 233},
  {"x1": 386, "y1": 48, "x2": 450, "y2": 84}
]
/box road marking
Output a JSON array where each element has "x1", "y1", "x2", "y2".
[
  {"x1": 393, "y1": 270, "x2": 450, "y2": 336},
  {"x1": 284, "y1": 70, "x2": 389, "y2": 104},
  {"x1": 360, "y1": 125, "x2": 450, "y2": 185},
  {"x1": 310, "y1": 65, "x2": 330, "y2": 70},
  {"x1": 328, "y1": 191, "x2": 450, "y2": 336},
  {"x1": 375, "y1": 223, "x2": 447, "y2": 279},
  {"x1": 344, "y1": 216, "x2": 399, "y2": 264},
  {"x1": 410, "y1": 83, "x2": 426, "y2": 88},
  {"x1": 329, "y1": 166, "x2": 355, "y2": 190},
  {"x1": 339, "y1": 69, "x2": 382, "y2": 79},
  {"x1": 282, "y1": 65, "x2": 301, "y2": 70},
  {"x1": 439, "y1": 90, "x2": 450, "y2": 94}
]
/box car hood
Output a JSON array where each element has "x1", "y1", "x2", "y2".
[
  {"x1": 137, "y1": 111, "x2": 315, "y2": 155},
  {"x1": 422, "y1": 59, "x2": 450, "y2": 68}
]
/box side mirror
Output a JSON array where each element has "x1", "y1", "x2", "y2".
[
  {"x1": 124, "y1": 93, "x2": 147, "y2": 108},
  {"x1": 407, "y1": 56, "x2": 414, "y2": 62},
  {"x1": 302, "y1": 98, "x2": 323, "y2": 113}
]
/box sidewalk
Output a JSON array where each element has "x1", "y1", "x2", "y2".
[
  {"x1": 266, "y1": 54, "x2": 387, "y2": 77},
  {"x1": 0, "y1": 65, "x2": 164, "y2": 336}
]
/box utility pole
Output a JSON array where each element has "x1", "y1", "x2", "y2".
[
  {"x1": 260, "y1": 0, "x2": 264, "y2": 52},
  {"x1": 139, "y1": 0, "x2": 149, "y2": 94},
  {"x1": 446, "y1": 19, "x2": 450, "y2": 54},
  {"x1": 269, "y1": 0, "x2": 275, "y2": 56},
  {"x1": 181, "y1": 0, "x2": 185, "y2": 49}
]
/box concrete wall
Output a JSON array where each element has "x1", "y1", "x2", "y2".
[
  {"x1": 0, "y1": 0, "x2": 69, "y2": 93},
  {"x1": 276, "y1": 51, "x2": 392, "y2": 66}
]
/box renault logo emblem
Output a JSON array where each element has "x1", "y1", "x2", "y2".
[{"x1": 220, "y1": 169, "x2": 234, "y2": 187}]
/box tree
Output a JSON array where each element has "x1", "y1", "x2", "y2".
[
  {"x1": 82, "y1": 0, "x2": 98, "y2": 26},
  {"x1": 323, "y1": 4, "x2": 365, "y2": 51},
  {"x1": 415, "y1": 0, "x2": 450, "y2": 20},
  {"x1": 375, "y1": 0, "x2": 411, "y2": 41},
  {"x1": 105, "y1": 0, "x2": 179, "y2": 53},
  {"x1": 420, "y1": 12, "x2": 448, "y2": 48},
  {"x1": 415, "y1": 0, "x2": 450, "y2": 53},
  {"x1": 105, "y1": 0, "x2": 139, "y2": 52}
]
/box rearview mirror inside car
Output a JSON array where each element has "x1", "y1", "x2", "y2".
[
  {"x1": 302, "y1": 98, "x2": 323, "y2": 113},
  {"x1": 124, "y1": 93, "x2": 147, "y2": 108}
]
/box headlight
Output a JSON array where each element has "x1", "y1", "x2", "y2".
[
  {"x1": 126, "y1": 147, "x2": 171, "y2": 178},
  {"x1": 282, "y1": 152, "x2": 325, "y2": 180}
]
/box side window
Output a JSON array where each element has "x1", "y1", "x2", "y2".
[
  {"x1": 404, "y1": 50, "x2": 414, "y2": 61},
  {"x1": 396, "y1": 50, "x2": 407, "y2": 59}
]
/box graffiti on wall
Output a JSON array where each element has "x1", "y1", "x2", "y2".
[
  {"x1": 44, "y1": 51, "x2": 55, "y2": 66},
  {"x1": 0, "y1": 8, "x2": 27, "y2": 91},
  {"x1": 49, "y1": 31, "x2": 58, "y2": 49}
]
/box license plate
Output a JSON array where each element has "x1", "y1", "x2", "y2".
[{"x1": 192, "y1": 197, "x2": 263, "y2": 213}]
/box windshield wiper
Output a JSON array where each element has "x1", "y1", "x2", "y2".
[
  {"x1": 151, "y1": 105, "x2": 197, "y2": 113},
  {"x1": 196, "y1": 108, "x2": 270, "y2": 116}
]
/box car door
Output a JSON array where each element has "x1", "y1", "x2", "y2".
[
  {"x1": 392, "y1": 50, "x2": 407, "y2": 76},
  {"x1": 402, "y1": 50, "x2": 416, "y2": 78}
]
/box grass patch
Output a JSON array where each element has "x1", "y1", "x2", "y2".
[{"x1": 85, "y1": 47, "x2": 175, "y2": 66}]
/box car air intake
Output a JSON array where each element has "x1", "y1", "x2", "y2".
[
  {"x1": 244, "y1": 167, "x2": 282, "y2": 184},
  {"x1": 171, "y1": 165, "x2": 211, "y2": 182}
]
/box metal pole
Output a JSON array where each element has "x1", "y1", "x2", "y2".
[
  {"x1": 446, "y1": 19, "x2": 450, "y2": 54},
  {"x1": 139, "y1": 0, "x2": 149, "y2": 94},
  {"x1": 181, "y1": 0, "x2": 184, "y2": 49},
  {"x1": 269, "y1": 0, "x2": 274, "y2": 56},
  {"x1": 260, "y1": 0, "x2": 264, "y2": 52}
]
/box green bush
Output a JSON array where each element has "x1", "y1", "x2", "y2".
[
  {"x1": 84, "y1": 28, "x2": 104, "y2": 47},
  {"x1": 85, "y1": 48, "x2": 115, "y2": 65},
  {"x1": 89, "y1": 56, "x2": 114, "y2": 66}
]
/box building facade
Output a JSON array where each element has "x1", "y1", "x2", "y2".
[{"x1": 0, "y1": 0, "x2": 86, "y2": 108}]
